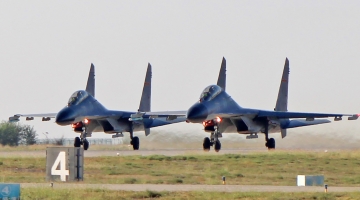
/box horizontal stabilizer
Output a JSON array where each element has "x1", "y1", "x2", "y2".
[{"x1": 285, "y1": 119, "x2": 330, "y2": 129}]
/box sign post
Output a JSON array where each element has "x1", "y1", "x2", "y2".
[{"x1": 46, "y1": 147, "x2": 84, "y2": 182}]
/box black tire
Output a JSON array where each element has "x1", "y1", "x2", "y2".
[
  {"x1": 214, "y1": 140, "x2": 221, "y2": 152},
  {"x1": 83, "y1": 139, "x2": 89, "y2": 150},
  {"x1": 132, "y1": 136, "x2": 140, "y2": 150},
  {"x1": 203, "y1": 137, "x2": 211, "y2": 151},
  {"x1": 268, "y1": 138, "x2": 275, "y2": 149},
  {"x1": 74, "y1": 137, "x2": 81, "y2": 147}
]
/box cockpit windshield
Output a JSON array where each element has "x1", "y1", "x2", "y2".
[
  {"x1": 199, "y1": 85, "x2": 222, "y2": 102},
  {"x1": 67, "y1": 90, "x2": 89, "y2": 106}
]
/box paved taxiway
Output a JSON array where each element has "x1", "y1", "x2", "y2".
[{"x1": 21, "y1": 183, "x2": 360, "y2": 192}]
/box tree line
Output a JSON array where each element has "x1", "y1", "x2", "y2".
[{"x1": 0, "y1": 121, "x2": 37, "y2": 146}]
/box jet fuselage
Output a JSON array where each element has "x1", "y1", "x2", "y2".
[
  {"x1": 55, "y1": 90, "x2": 184, "y2": 134},
  {"x1": 186, "y1": 85, "x2": 286, "y2": 135}
]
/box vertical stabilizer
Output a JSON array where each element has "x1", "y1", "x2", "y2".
[
  {"x1": 275, "y1": 58, "x2": 289, "y2": 112},
  {"x1": 274, "y1": 58, "x2": 289, "y2": 139},
  {"x1": 85, "y1": 63, "x2": 95, "y2": 97},
  {"x1": 217, "y1": 57, "x2": 226, "y2": 91},
  {"x1": 138, "y1": 63, "x2": 152, "y2": 112}
]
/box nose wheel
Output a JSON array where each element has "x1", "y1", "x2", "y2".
[
  {"x1": 74, "y1": 132, "x2": 90, "y2": 150},
  {"x1": 74, "y1": 137, "x2": 81, "y2": 147},
  {"x1": 83, "y1": 139, "x2": 89, "y2": 150},
  {"x1": 203, "y1": 137, "x2": 211, "y2": 151}
]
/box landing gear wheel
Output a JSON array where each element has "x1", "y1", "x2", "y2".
[
  {"x1": 74, "y1": 137, "x2": 81, "y2": 147},
  {"x1": 203, "y1": 137, "x2": 211, "y2": 151},
  {"x1": 214, "y1": 140, "x2": 221, "y2": 152},
  {"x1": 83, "y1": 139, "x2": 89, "y2": 150},
  {"x1": 267, "y1": 138, "x2": 275, "y2": 149},
  {"x1": 132, "y1": 136, "x2": 140, "y2": 150}
]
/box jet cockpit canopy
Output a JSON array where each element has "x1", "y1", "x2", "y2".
[
  {"x1": 199, "y1": 85, "x2": 222, "y2": 102},
  {"x1": 67, "y1": 90, "x2": 89, "y2": 106}
]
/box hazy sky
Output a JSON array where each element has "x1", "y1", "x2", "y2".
[{"x1": 1, "y1": 1, "x2": 360, "y2": 140}]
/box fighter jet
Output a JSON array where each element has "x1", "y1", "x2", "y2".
[
  {"x1": 186, "y1": 57, "x2": 359, "y2": 151},
  {"x1": 9, "y1": 63, "x2": 186, "y2": 150}
]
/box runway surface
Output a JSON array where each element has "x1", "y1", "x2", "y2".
[
  {"x1": 20, "y1": 183, "x2": 360, "y2": 192},
  {"x1": 0, "y1": 148, "x2": 271, "y2": 158}
]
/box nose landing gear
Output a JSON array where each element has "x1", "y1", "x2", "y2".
[
  {"x1": 73, "y1": 120, "x2": 90, "y2": 150},
  {"x1": 73, "y1": 132, "x2": 90, "y2": 150},
  {"x1": 202, "y1": 123, "x2": 222, "y2": 152}
]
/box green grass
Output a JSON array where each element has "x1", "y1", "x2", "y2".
[
  {"x1": 2, "y1": 151, "x2": 360, "y2": 186},
  {"x1": 19, "y1": 188, "x2": 360, "y2": 200}
]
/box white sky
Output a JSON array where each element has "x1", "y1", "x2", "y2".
[{"x1": 0, "y1": 1, "x2": 360, "y2": 140}]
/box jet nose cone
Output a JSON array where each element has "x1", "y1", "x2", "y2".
[
  {"x1": 186, "y1": 103, "x2": 208, "y2": 123},
  {"x1": 55, "y1": 108, "x2": 76, "y2": 126}
]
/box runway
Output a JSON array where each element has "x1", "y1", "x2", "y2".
[
  {"x1": 20, "y1": 183, "x2": 360, "y2": 192},
  {"x1": 0, "y1": 148, "x2": 270, "y2": 158}
]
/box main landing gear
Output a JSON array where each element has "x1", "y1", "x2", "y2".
[
  {"x1": 129, "y1": 127, "x2": 139, "y2": 150},
  {"x1": 263, "y1": 120, "x2": 275, "y2": 150},
  {"x1": 74, "y1": 132, "x2": 90, "y2": 150},
  {"x1": 203, "y1": 125, "x2": 222, "y2": 152}
]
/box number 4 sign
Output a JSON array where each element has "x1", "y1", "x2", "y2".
[
  {"x1": 51, "y1": 151, "x2": 69, "y2": 181},
  {"x1": 46, "y1": 147, "x2": 84, "y2": 182}
]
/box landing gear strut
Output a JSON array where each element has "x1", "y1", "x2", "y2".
[
  {"x1": 203, "y1": 125, "x2": 222, "y2": 152},
  {"x1": 264, "y1": 120, "x2": 275, "y2": 150}
]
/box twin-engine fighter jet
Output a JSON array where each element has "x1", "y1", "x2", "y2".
[
  {"x1": 186, "y1": 58, "x2": 359, "y2": 152},
  {"x1": 10, "y1": 63, "x2": 186, "y2": 150}
]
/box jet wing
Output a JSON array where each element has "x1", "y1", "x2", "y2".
[
  {"x1": 257, "y1": 110, "x2": 359, "y2": 120},
  {"x1": 144, "y1": 111, "x2": 187, "y2": 118},
  {"x1": 79, "y1": 110, "x2": 187, "y2": 121},
  {"x1": 9, "y1": 113, "x2": 57, "y2": 122},
  {"x1": 210, "y1": 109, "x2": 359, "y2": 121},
  {"x1": 128, "y1": 110, "x2": 187, "y2": 121}
]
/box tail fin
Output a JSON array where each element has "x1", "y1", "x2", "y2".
[
  {"x1": 85, "y1": 63, "x2": 95, "y2": 97},
  {"x1": 274, "y1": 58, "x2": 289, "y2": 112},
  {"x1": 217, "y1": 57, "x2": 226, "y2": 91},
  {"x1": 275, "y1": 58, "x2": 290, "y2": 138},
  {"x1": 138, "y1": 63, "x2": 152, "y2": 112}
]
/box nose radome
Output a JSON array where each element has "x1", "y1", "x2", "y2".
[
  {"x1": 186, "y1": 103, "x2": 208, "y2": 123},
  {"x1": 55, "y1": 107, "x2": 76, "y2": 126}
]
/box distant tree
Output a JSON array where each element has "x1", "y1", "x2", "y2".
[
  {"x1": 0, "y1": 121, "x2": 21, "y2": 146},
  {"x1": 19, "y1": 124, "x2": 37, "y2": 145},
  {"x1": 0, "y1": 121, "x2": 38, "y2": 146}
]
